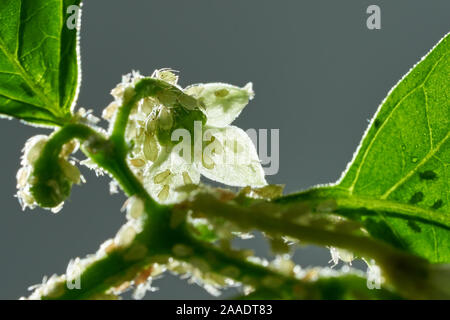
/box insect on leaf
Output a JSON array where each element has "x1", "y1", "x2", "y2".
[
  {"x1": 335, "y1": 33, "x2": 450, "y2": 263},
  {"x1": 0, "y1": 0, "x2": 82, "y2": 126}
]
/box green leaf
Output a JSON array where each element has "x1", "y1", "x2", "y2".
[
  {"x1": 0, "y1": 0, "x2": 82, "y2": 126},
  {"x1": 333, "y1": 33, "x2": 450, "y2": 263}
]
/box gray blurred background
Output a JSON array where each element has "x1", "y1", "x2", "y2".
[{"x1": 0, "y1": 0, "x2": 449, "y2": 299}]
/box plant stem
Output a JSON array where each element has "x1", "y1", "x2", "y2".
[
  {"x1": 187, "y1": 193, "x2": 428, "y2": 287},
  {"x1": 277, "y1": 187, "x2": 450, "y2": 229},
  {"x1": 29, "y1": 80, "x2": 410, "y2": 299}
]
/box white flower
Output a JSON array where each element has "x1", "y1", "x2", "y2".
[
  {"x1": 185, "y1": 82, "x2": 254, "y2": 127},
  {"x1": 103, "y1": 69, "x2": 267, "y2": 203}
]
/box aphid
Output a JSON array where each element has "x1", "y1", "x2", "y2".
[
  {"x1": 124, "y1": 243, "x2": 148, "y2": 261},
  {"x1": 172, "y1": 244, "x2": 193, "y2": 257},
  {"x1": 60, "y1": 139, "x2": 79, "y2": 159},
  {"x1": 115, "y1": 225, "x2": 137, "y2": 247},
  {"x1": 152, "y1": 68, "x2": 179, "y2": 85},
  {"x1": 157, "y1": 89, "x2": 178, "y2": 108},
  {"x1": 158, "y1": 107, "x2": 174, "y2": 130},
  {"x1": 419, "y1": 170, "x2": 437, "y2": 180},
  {"x1": 126, "y1": 196, "x2": 144, "y2": 220},
  {"x1": 102, "y1": 239, "x2": 116, "y2": 255},
  {"x1": 145, "y1": 113, "x2": 158, "y2": 133},
  {"x1": 261, "y1": 276, "x2": 284, "y2": 289},
  {"x1": 102, "y1": 101, "x2": 119, "y2": 120},
  {"x1": 140, "y1": 97, "x2": 158, "y2": 114},
  {"x1": 157, "y1": 184, "x2": 170, "y2": 201},
  {"x1": 328, "y1": 247, "x2": 353, "y2": 267},
  {"x1": 153, "y1": 169, "x2": 172, "y2": 184},
  {"x1": 16, "y1": 167, "x2": 30, "y2": 189},
  {"x1": 129, "y1": 158, "x2": 146, "y2": 168},
  {"x1": 111, "y1": 281, "x2": 131, "y2": 295},
  {"x1": 432, "y1": 199, "x2": 443, "y2": 209},
  {"x1": 214, "y1": 88, "x2": 229, "y2": 97},
  {"x1": 182, "y1": 171, "x2": 193, "y2": 185},
  {"x1": 59, "y1": 159, "x2": 81, "y2": 184},
  {"x1": 302, "y1": 269, "x2": 320, "y2": 282},
  {"x1": 134, "y1": 265, "x2": 154, "y2": 286},
  {"x1": 178, "y1": 93, "x2": 198, "y2": 110},
  {"x1": 24, "y1": 135, "x2": 48, "y2": 164},
  {"x1": 220, "y1": 266, "x2": 240, "y2": 278},
  {"x1": 409, "y1": 191, "x2": 424, "y2": 204},
  {"x1": 143, "y1": 134, "x2": 159, "y2": 162}
]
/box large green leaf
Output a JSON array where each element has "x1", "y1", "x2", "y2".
[
  {"x1": 0, "y1": 0, "x2": 82, "y2": 126},
  {"x1": 333, "y1": 33, "x2": 450, "y2": 263}
]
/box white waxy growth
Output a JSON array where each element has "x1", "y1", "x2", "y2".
[{"x1": 109, "y1": 181, "x2": 119, "y2": 194}]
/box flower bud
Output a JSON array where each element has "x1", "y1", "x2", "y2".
[
  {"x1": 17, "y1": 134, "x2": 82, "y2": 211},
  {"x1": 30, "y1": 167, "x2": 73, "y2": 208}
]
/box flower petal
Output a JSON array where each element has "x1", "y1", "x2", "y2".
[
  {"x1": 199, "y1": 126, "x2": 267, "y2": 187},
  {"x1": 184, "y1": 82, "x2": 254, "y2": 127}
]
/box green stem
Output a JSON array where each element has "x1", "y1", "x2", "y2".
[
  {"x1": 41, "y1": 210, "x2": 396, "y2": 300},
  {"x1": 187, "y1": 193, "x2": 427, "y2": 285},
  {"x1": 110, "y1": 95, "x2": 138, "y2": 154},
  {"x1": 175, "y1": 229, "x2": 399, "y2": 299},
  {"x1": 29, "y1": 81, "x2": 409, "y2": 299},
  {"x1": 188, "y1": 194, "x2": 429, "y2": 295},
  {"x1": 41, "y1": 123, "x2": 97, "y2": 155},
  {"x1": 277, "y1": 187, "x2": 450, "y2": 229}
]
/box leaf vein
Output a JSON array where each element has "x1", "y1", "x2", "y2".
[
  {"x1": 349, "y1": 53, "x2": 448, "y2": 193},
  {"x1": 381, "y1": 131, "x2": 450, "y2": 199},
  {"x1": 422, "y1": 87, "x2": 433, "y2": 148},
  {"x1": 0, "y1": 36, "x2": 57, "y2": 114}
]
